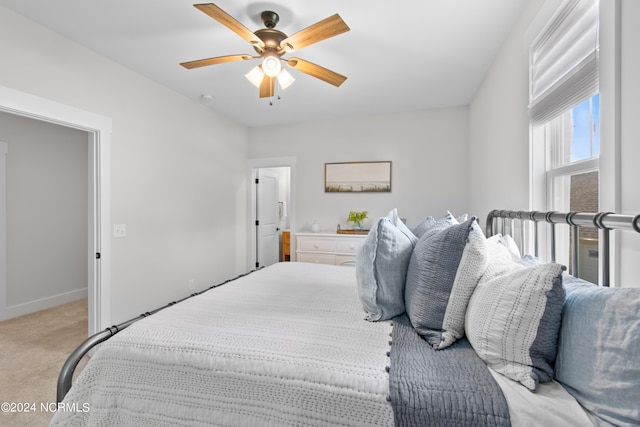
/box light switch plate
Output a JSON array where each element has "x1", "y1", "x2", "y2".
[{"x1": 113, "y1": 224, "x2": 127, "y2": 238}]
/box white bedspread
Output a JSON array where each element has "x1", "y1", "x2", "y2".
[{"x1": 50, "y1": 263, "x2": 395, "y2": 426}]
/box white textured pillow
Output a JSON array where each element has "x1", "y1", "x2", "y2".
[{"x1": 465, "y1": 240, "x2": 566, "y2": 391}]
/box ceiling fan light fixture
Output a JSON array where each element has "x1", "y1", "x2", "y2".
[
  {"x1": 277, "y1": 68, "x2": 295, "y2": 90},
  {"x1": 245, "y1": 65, "x2": 264, "y2": 88},
  {"x1": 261, "y1": 53, "x2": 282, "y2": 77}
]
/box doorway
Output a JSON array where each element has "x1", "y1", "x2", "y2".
[
  {"x1": 247, "y1": 157, "x2": 296, "y2": 271},
  {"x1": 0, "y1": 84, "x2": 112, "y2": 336},
  {"x1": 0, "y1": 115, "x2": 88, "y2": 320}
]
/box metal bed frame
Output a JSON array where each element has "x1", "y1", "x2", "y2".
[
  {"x1": 56, "y1": 208, "x2": 640, "y2": 403},
  {"x1": 486, "y1": 209, "x2": 640, "y2": 287},
  {"x1": 56, "y1": 269, "x2": 259, "y2": 403}
]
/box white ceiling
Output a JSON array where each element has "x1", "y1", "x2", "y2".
[{"x1": 0, "y1": 0, "x2": 526, "y2": 128}]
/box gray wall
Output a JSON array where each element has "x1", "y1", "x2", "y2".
[{"x1": 0, "y1": 112, "x2": 88, "y2": 317}]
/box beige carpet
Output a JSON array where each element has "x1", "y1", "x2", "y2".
[{"x1": 0, "y1": 299, "x2": 88, "y2": 427}]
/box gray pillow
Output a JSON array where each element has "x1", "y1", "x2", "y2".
[
  {"x1": 404, "y1": 218, "x2": 486, "y2": 349},
  {"x1": 465, "y1": 239, "x2": 565, "y2": 391},
  {"x1": 356, "y1": 217, "x2": 416, "y2": 321},
  {"x1": 412, "y1": 212, "x2": 457, "y2": 239},
  {"x1": 555, "y1": 275, "x2": 640, "y2": 426}
]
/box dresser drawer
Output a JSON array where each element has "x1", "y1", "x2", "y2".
[
  {"x1": 295, "y1": 233, "x2": 366, "y2": 266},
  {"x1": 297, "y1": 253, "x2": 336, "y2": 264},
  {"x1": 336, "y1": 255, "x2": 357, "y2": 266},
  {"x1": 297, "y1": 237, "x2": 336, "y2": 252},
  {"x1": 336, "y1": 239, "x2": 364, "y2": 254}
]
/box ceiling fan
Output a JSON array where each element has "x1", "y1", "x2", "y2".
[{"x1": 180, "y1": 3, "x2": 350, "y2": 98}]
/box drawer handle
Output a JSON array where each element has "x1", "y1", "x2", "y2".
[
  {"x1": 349, "y1": 244, "x2": 356, "y2": 250},
  {"x1": 313, "y1": 243, "x2": 320, "y2": 248}
]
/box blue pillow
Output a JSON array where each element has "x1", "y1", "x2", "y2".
[
  {"x1": 404, "y1": 218, "x2": 486, "y2": 348},
  {"x1": 356, "y1": 217, "x2": 417, "y2": 321},
  {"x1": 555, "y1": 275, "x2": 640, "y2": 425}
]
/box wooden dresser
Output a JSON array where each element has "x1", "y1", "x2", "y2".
[
  {"x1": 281, "y1": 231, "x2": 290, "y2": 262},
  {"x1": 295, "y1": 232, "x2": 367, "y2": 266}
]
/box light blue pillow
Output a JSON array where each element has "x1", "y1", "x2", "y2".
[
  {"x1": 555, "y1": 275, "x2": 640, "y2": 426},
  {"x1": 404, "y1": 218, "x2": 486, "y2": 349},
  {"x1": 465, "y1": 239, "x2": 565, "y2": 391},
  {"x1": 386, "y1": 208, "x2": 418, "y2": 246},
  {"x1": 356, "y1": 217, "x2": 417, "y2": 321}
]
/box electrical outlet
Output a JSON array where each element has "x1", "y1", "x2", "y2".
[
  {"x1": 188, "y1": 279, "x2": 195, "y2": 291},
  {"x1": 113, "y1": 224, "x2": 127, "y2": 238}
]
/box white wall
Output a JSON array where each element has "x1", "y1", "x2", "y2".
[
  {"x1": 469, "y1": 0, "x2": 640, "y2": 286},
  {"x1": 0, "y1": 5, "x2": 250, "y2": 323},
  {"x1": 467, "y1": 0, "x2": 545, "y2": 228},
  {"x1": 249, "y1": 107, "x2": 470, "y2": 233},
  {"x1": 0, "y1": 112, "x2": 88, "y2": 317}
]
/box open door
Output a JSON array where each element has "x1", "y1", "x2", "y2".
[
  {"x1": 256, "y1": 169, "x2": 280, "y2": 268},
  {"x1": 247, "y1": 157, "x2": 295, "y2": 272}
]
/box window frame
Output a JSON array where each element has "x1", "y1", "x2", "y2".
[{"x1": 528, "y1": 0, "x2": 621, "y2": 286}]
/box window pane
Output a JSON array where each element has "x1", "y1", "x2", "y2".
[
  {"x1": 592, "y1": 93, "x2": 600, "y2": 157},
  {"x1": 550, "y1": 170, "x2": 599, "y2": 283},
  {"x1": 546, "y1": 93, "x2": 600, "y2": 169},
  {"x1": 570, "y1": 94, "x2": 600, "y2": 162}
]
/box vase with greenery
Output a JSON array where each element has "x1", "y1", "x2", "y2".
[{"x1": 347, "y1": 211, "x2": 368, "y2": 229}]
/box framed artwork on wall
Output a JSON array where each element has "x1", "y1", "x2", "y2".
[{"x1": 325, "y1": 161, "x2": 391, "y2": 192}]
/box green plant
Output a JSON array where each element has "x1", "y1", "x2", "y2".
[{"x1": 347, "y1": 211, "x2": 368, "y2": 224}]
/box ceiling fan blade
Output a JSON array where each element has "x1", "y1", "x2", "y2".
[
  {"x1": 280, "y1": 14, "x2": 349, "y2": 52},
  {"x1": 194, "y1": 3, "x2": 264, "y2": 50},
  {"x1": 286, "y1": 58, "x2": 347, "y2": 87},
  {"x1": 259, "y1": 76, "x2": 275, "y2": 98},
  {"x1": 180, "y1": 54, "x2": 252, "y2": 69}
]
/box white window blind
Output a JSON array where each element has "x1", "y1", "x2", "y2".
[{"x1": 529, "y1": 0, "x2": 599, "y2": 125}]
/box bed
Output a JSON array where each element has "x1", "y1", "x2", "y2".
[{"x1": 52, "y1": 209, "x2": 640, "y2": 426}]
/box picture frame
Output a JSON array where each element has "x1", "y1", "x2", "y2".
[{"x1": 325, "y1": 161, "x2": 391, "y2": 192}]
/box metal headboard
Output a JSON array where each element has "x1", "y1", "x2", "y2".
[{"x1": 485, "y1": 210, "x2": 640, "y2": 287}]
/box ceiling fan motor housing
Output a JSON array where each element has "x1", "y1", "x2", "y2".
[
  {"x1": 254, "y1": 11, "x2": 287, "y2": 54},
  {"x1": 254, "y1": 29, "x2": 287, "y2": 52},
  {"x1": 261, "y1": 11, "x2": 279, "y2": 29}
]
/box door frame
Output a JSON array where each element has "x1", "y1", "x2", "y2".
[
  {"x1": 247, "y1": 157, "x2": 296, "y2": 272},
  {"x1": 0, "y1": 142, "x2": 7, "y2": 321},
  {"x1": 256, "y1": 168, "x2": 280, "y2": 268},
  {"x1": 0, "y1": 84, "x2": 111, "y2": 335}
]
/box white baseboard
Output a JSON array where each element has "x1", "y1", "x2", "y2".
[{"x1": 6, "y1": 288, "x2": 87, "y2": 319}]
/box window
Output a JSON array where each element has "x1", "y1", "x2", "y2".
[
  {"x1": 544, "y1": 94, "x2": 600, "y2": 282},
  {"x1": 529, "y1": 0, "x2": 600, "y2": 282}
]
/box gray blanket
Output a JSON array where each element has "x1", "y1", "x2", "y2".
[{"x1": 389, "y1": 314, "x2": 511, "y2": 427}]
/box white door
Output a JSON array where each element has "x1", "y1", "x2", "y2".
[
  {"x1": 0, "y1": 142, "x2": 7, "y2": 320},
  {"x1": 256, "y1": 169, "x2": 280, "y2": 268}
]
